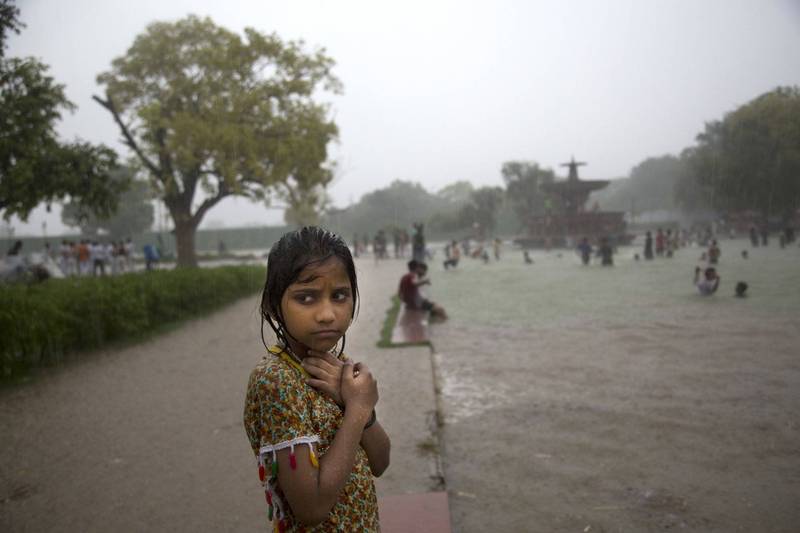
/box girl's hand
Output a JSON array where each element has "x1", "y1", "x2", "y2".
[
  {"x1": 341, "y1": 362, "x2": 378, "y2": 415},
  {"x1": 303, "y1": 350, "x2": 345, "y2": 407}
]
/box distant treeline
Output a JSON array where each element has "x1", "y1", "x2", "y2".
[
  {"x1": 322, "y1": 180, "x2": 521, "y2": 242},
  {"x1": 591, "y1": 86, "x2": 800, "y2": 224}
]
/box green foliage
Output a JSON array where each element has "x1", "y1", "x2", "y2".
[
  {"x1": 0, "y1": 1, "x2": 124, "y2": 221},
  {"x1": 376, "y1": 295, "x2": 429, "y2": 349},
  {"x1": 673, "y1": 148, "x2": 715, "y2": 213},
  {"x1": 324, "y1": 180, "x2": 457, "y2": 236},
  {"x1": 61, "y1": 172, "x2": 155, "y2": 238},
  {"x1": 324, "y1": 179, "x2": 522, "y2": 240},
  {"x1": 682, "y1": 86, "x2": 800, "y2": 219},
  {"x1": 95, "y1": 15, "x2": 340, "y2": 266},
  {"x1": 436, "y1": 181, "x2": 474, "y2": 205},
  {"x1": 284, "y1": 185, "x2": 329, "y2": 227},
  {"x1": 0, "y1": 265, "x2": 264, "y2": 379},
  {"x1": 458, "y1": 186, "x2": 504, "y2": 235},
  {"x1": 591, "y1": 155, "x2": 687, "y2": 213},
  {"x1": 0, "y1": 0, "x2": 23, "y2": 58},
  {"x1": 501, "y1": 162, "x2": 556, "y2": 226}
]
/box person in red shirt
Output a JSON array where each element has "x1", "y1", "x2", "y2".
[{"x1": 398, "y1": 260, "x2": 447, "y2": 319}]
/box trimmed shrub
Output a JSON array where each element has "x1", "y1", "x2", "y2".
[{"x1": 0, "y1": 265, "x2": 265, "y2": 379}]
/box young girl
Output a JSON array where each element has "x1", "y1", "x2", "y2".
[{"x1": 244, "y1": 227, "x2": 391, "y2": 532}]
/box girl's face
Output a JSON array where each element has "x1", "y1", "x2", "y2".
[{"x1": 279, "y1": 257, "x2": 354, "y2": 357}]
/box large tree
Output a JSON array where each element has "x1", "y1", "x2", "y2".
[
  {"x1": 61, "y1": 169, "x2": 154, "y2": 238},
  {"x1": 436, "y1": 180, "x2": 474, "y2": 205},
  {"x1": 590, "y1": 155, "x2": 686, "y2": 213},
  {"x1": 501, "y1": 161, "x2": 556, "y2": 228},
  {"x1": 683, "y1": 86, "x2": 800, "y2": 220},
  {"x1": 94, "y1": 15, "x2": 340, "y2": 266},
  {"x1": 0, "y1": 0, "x2": 122, "y2": 221},
  {"x1": 458, "y1": 186, "x2": 504, "y2": 237},
  {"x1": 283, "y1": 184, "x2": 329, "y2": 227}
]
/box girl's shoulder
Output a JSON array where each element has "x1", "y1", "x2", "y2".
[{"x1": 247, "y1": 352, "x2": 304, "y2": 396}]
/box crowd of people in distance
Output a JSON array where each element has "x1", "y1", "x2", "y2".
[
  {"x1": 574, "y1": 236, "x2": 615, "y2": 266},
  {"x1": 55, "y1": 238, "x2": 137, "y2": 276},
  {"x1": 440, "y1": 236, "x2": 503, "y2": 267},
  {"x1": 1, "y1": 237, "x2": 165, "y2": 283},
  {"x1": 352, "y1": 227, "x2": 413, "y2": 260},
  {"x1": 348, "y1": 219, "x2": 798, "y2": 315}
]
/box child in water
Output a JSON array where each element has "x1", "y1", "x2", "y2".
[
  {"x1": 694, "y1": 266, "x2": 721, "y2": 296},
  {"x1": 399, "y1": 260, "x2": 448, "y2": 319},
  {"x1": 244, "y1": 227, "x2": 390, "y2": 532}
]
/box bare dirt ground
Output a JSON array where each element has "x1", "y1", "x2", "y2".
[{"x1": 0, "y1": 259, "x2": 441, "y2": 532}]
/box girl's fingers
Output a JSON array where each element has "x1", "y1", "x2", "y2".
[
  {"x1": 308, "y1": 349, "x2": 345, "y2": 366},
  {"x1": 304, "y1": 355, "x2": 343, "y2": 373},
  {"x1": 303, "y1": 365, "x2": 330, "y2": 380},
  {"x1": 342, "y1": 363, "x2": 355, "y2": 382},
  {"x1": 306, "y1": 378, "x2": 334, "y2": 394},
  {"x1": 302, "y1": 358, "x2": 335, "y2": 375}
]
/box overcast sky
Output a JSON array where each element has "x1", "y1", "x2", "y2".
[{"x1": 5, "y1": 0, "x2": 800, "y2": 236}]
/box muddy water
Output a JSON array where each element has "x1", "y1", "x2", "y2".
[{"x1": 428, "y1": 240, "x2": 800, "y2": 532}]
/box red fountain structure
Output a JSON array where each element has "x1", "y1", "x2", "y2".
[{"x1": 514, "y1": 157, "x2": 634, "y2": 248}]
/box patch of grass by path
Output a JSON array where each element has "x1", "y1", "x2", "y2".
[{"x1": 376, "y1": 295, "x2": 431, "y2": 349}]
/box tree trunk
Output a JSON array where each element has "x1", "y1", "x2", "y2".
[{"x1": 174, "y1": 216, "x2": 198, "y2": 268}]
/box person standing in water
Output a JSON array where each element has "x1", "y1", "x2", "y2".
[
  {"x1": 411, "y1": 223, "x2": 426, "y2": 263},
  {"x1": 644, "y1": 231, "x2": 654, "y2": 260},
  {"x1": 443, "y1": 240, "x2": 460, "y2": 270},
  {"x1": 749, "y1": 226, "x2": 759, "y2": 247},
  {"x1": 655, "y1": 228, "x2": 665, "y2": 257},
  {"x1": 598, "y1": 237, "x2": 614, "y2": 266},
  {"x1": 244, "y1": 227, "x2": 390, "y2": 532},
  {"x1": 694, "y1": 266, "x2": 720, "y2": 295},
  {"x1": 708, "y1": 240, "x2": 721, "y2": 265},
  {"x1": 577, "y1": 237, "x2": 592, "y2": 266}
]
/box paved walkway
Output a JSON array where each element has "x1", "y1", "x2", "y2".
[{"x1": 0, "y1": 259, "x2": 446, "y2": 532}]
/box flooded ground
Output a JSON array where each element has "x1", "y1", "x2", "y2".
[
  {"x1": 2, "y1": 236, "x2": 797, "y2": 532},
  {"x1": 428, "y1": 239, "x2": 800, "y2": 532}
]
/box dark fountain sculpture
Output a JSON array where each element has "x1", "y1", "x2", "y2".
[{"x1": 514, "y1": 157, "x2": 634, "y2": 249}]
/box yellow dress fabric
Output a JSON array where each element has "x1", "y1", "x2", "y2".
[{"x1": 244, "y1": 346, "x2": 379, "y2": 532}]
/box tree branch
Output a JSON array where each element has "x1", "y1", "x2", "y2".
[
  {"x1": 192, "y1": 178, "x2": 230, "y2": 227},
  {"x1": 92, "y1": 94, "x2": 162, "y2": 178}
]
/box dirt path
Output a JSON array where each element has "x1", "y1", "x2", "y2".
[{"x1": 0, "y1": 259, "x2": 441, "y2": 532}]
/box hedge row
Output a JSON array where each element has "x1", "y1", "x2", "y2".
[{"x1": 0, "y1": 265, "x2": 265, "y2": 379}]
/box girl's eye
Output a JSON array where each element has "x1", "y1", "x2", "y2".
[
  {"x1": 333, "y1": 291, "x2": 350, "y2": 302},
  {"x1": 295, "y1": 294, "x2": 315, "y2": 304}
]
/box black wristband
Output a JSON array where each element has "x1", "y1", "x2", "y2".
[{"x1": 364, "y1": 409, "x2": 377, "y2": 429}]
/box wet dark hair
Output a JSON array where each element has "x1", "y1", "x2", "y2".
[
  {"x1": 735, "y1": 281, "x2": 748, "y2": 297},
  {"x1": 260, "y1": 226, "x2": 358, "y2": 356}
]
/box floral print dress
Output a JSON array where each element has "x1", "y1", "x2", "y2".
[{"x1": 244, "y1": 346, "x2": 379, "y2": 532}]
